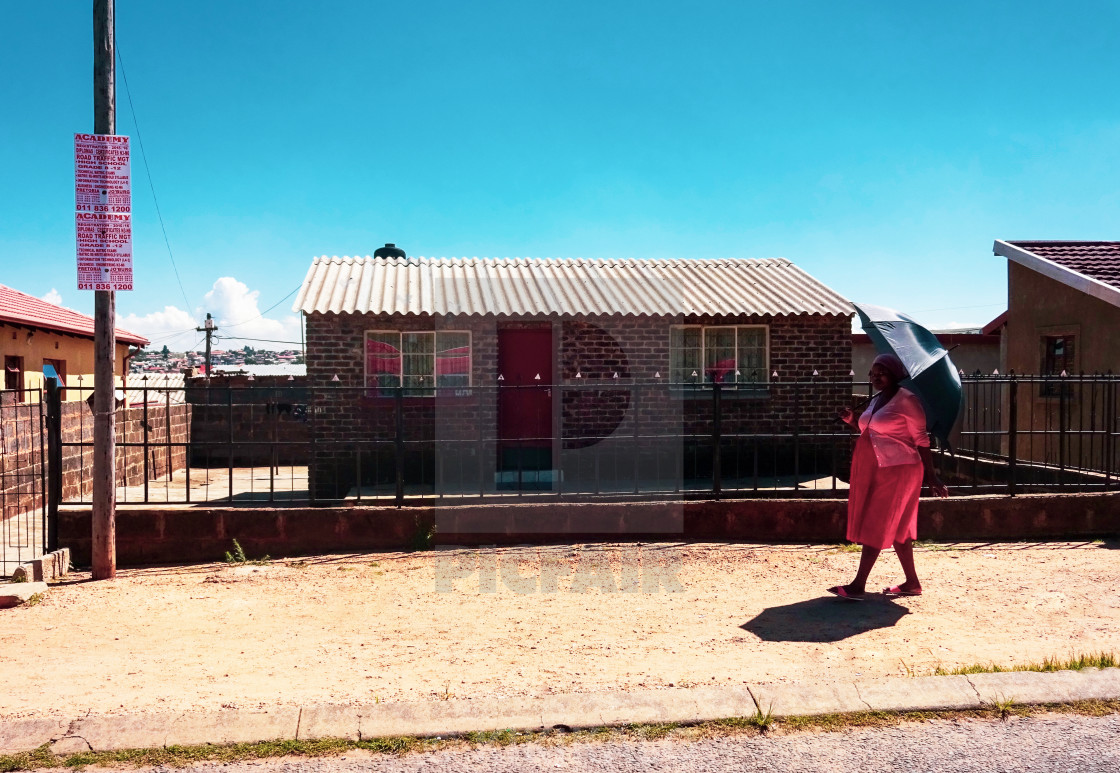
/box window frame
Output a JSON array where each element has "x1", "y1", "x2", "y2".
[
  {"x1": 4, "y1": 355, "x2": 25, "y2": 401},
  {"x1": 364, "y1": 329, "x2": 473, "y2": 396},
  {"x1": 669, "y1": 324, "x2": 770, "y2": 389},
  {"x1": 1038, "y1": 328, "x2": 1078, "y2": 399},
  {"x1": 42, "y1": 357, "x2": 67, "y2": 399}
]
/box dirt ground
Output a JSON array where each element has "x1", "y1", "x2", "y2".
[{"x1": 2, "y1": 540, "x2": 1118, "y2": 720}]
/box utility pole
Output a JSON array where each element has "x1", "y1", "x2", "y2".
[
  {"x1": 197, "y1": 313, "x2": 217, "y2": 377},
  {"x1": 92, "y1": 0, "x2": 116, "y2": 580}
]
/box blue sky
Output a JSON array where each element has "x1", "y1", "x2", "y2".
[{"x1": 3, "y1": 1, "x2": 1119, "y2": 350}]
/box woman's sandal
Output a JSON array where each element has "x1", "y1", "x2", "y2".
[
  {"x1": 827, "y1": 585, "x2": 865, "y2": 601},
  {"x1": 882, "y1": 585, "x2": 922, "y2": 597}
]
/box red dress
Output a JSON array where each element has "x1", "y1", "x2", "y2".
[{"x1": 847, "y1": 388, "x2": 930, "y2": 550}]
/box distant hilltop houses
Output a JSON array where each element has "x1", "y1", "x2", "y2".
[{"x1": 131, "y1": 347, "x2": 305, "y2": 375}]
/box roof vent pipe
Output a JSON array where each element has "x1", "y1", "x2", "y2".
[{"x1": 373, "y1": 243, "x2": 406, "y2": 259}]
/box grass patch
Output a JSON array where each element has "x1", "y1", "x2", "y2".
[
  {"x1": 409, "y1": 518, "x2": 437, "y2": 552},
  {"x1": 833, "y1": 543, "x2": 862, "y2": 553},
  {"x1": 464, "y1": 729, "x2": 517, "y2": 746},
  {"x1": 2, "y1": 700, "x2": 1118, "y2": 770},
  {"x1": 22, "y1": 593, "x2": 44, "y2": 607},
  {"x1": 913, "y1": 540, "x2": 956, "y2": 551},
  {"x1": 625, "y1": 722, "x2": 679, "y2": 741},
  {"x1": 224, "y1": 539, "x2": 270, "y2": 566},
  {"x1": 932, "y1": 651, "x2": 1117, "y2": 676}
]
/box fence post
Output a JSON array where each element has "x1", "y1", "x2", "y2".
[
  {"x1": 1106, "y1": 375, "x2": 1116, "y2": 491},
  {"x1": 227, "y1": 386, "x2": 235, "y2": 501},
  {"x1": 1058, "y1": 377, "x2": 1067, "y2": 480},
  {"x1": 45, "y1": 378, "x2": 62, "y2": 552},
  {"x1": 793, "y1": 379, "x2": 801, "y2": 484},
  {"x1": 395, "y1": 386, "x2": 404, "y2": 507},
  {"x1": 142, "y1": 379, "x2": 150, "y2": 503},
  {"x1": 712, "y1": 380, "x2": 722, "y2": 499},
  {"x1": 1007, "y1": 377, "x2": 1018, "y2": 497}
]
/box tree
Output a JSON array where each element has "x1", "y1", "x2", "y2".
[{"x1": 161, "y1": 345, "x2": 170, "y2": 359}]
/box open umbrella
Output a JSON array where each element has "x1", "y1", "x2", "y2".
[{"x1": 853, "y1": 302, "x2": 964, "y2": 451}]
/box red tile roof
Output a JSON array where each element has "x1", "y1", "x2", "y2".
[
  {"x1": 0, "y1": 284, "x2": 149, "y2": 346},
  {"x1": 1007, "y1": 241, "x2": 1120, "y2": 290}
]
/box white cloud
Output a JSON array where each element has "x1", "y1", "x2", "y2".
[
  {"x1": 203, "y1": 277, "x2": 302, "y2": 352},
  {"x1": 119, "y1": 305, "x2": 200, "y2": 351},
  {"x1": 41, "y1": 288, "x2": 63, "y2": 306},
  {"x1": 119, "y1": 277, "x2": 302, "y2": 352}
]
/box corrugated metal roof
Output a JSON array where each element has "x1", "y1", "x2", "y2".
[
  {"x1": 294, "y1": 256, "x2": 852, "y2": 317},
  {"x1": 0, "y1": 284, "x2": 149, "y2": 345}
]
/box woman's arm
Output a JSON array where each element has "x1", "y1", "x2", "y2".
[
  {"x1": 917, "y1": 446, "x2": 949, "y2": 498},
  {"x1": 838, "y1": 395, "x2": 873, "y2": 429}
]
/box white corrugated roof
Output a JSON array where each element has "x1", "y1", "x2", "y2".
[{"x1": 294, "y1": 256, "x2": 852, "y2": 317}]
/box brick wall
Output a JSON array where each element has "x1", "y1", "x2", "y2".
[
  {"x1": 305, "y1": 312, "x2": 851, "y2": 498},
  {"x1": 59, "y1": 492, "x2": 1120, "y2": 567},
  {"x1": 0, "y1": 398, "x2": 191, "y2": 519},
  {"x1": 185, "y1": 375, "x2": 310, "y2": 466}
]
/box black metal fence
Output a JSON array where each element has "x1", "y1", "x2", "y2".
[
  {"x1": 1, "y1": 388, "x2": 47, "y2": 573},
  {"x1": 951, "y1": 374, "x2": 1119, "y2": 494},
  {"x1": 45, "y1": 374, "x2": 1120, "y2": 507}
]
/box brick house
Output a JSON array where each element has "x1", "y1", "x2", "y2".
[
  {"x1": 993, "y1": 240, "x2": 1120, "y2": 377},
  {"x1": 991, "y1": 240, "x2": 1120, "y2": 473},
  {"x1": 295, "y1": 253, "x2": 853, "y2": 499},
  {"x1": 1, "y1": 283, "x2": 148, "y2": 402}
]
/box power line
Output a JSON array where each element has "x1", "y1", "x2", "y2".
[
  {"x1": 215, "y1": 335, "x2": 303, "y2": 346},
  {"x1": 220, "y1": 285, "x2": 302, "y2": 329},
  {"x1": 116, "y1": 44, "x2": 193, "y2": 314},
  {"x1": 142, "y1": 326, "x2": 201, "y2": 345},
  {"x1": 911, "y1": 302, "x2": 1005, "y2": 313}
]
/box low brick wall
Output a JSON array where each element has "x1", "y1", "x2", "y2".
[
  {"x1": 59, "y1": 492, "x2": 1120, "y2": 567},
  {"x1": 1, "y1": 400, "x2": 190, "y2": 520},
  {"x1": 185, "y1": 375, "x2": 309, "y2": 466}
]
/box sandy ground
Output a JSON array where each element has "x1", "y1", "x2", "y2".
[{"x1": 1, "y1": 540, "x2": 1118, "y2": 720}]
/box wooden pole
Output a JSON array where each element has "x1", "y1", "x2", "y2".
[{"x1": 92, "y1": 0, "x2": 117, "y2": 580}]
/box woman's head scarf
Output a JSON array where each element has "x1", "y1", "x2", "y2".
[{"x1": 872, "y1": 353, "x2": 909, "y2": 383}]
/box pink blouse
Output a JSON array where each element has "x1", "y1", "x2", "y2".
[{"x1": 857, "y1": 387, "x2": 930, "y2": 467}]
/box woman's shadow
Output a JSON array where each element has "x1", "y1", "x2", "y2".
[{"x1": 741, "y1": 596, "x2": 911, "y2": 643}]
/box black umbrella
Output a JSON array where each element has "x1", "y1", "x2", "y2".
[{"x1": 854, "y1": 302, "x2": 964, "y2": 450}]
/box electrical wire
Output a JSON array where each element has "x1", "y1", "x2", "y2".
[
  {"x1": 911, "y1": 302, "x2": 1005, "y2": 313},
  {"x1": 142, "y1": 327, "x2": 202, "y2": 345},
  {"x1": 219, "y1": 285, "x2": 302, "y2": 329},
  {"x1": 116, "y1": 44, "x2": 194, "y2": 314},
  {"x1": 214, "y1": 335, "x2": 303, "y2": 346}
]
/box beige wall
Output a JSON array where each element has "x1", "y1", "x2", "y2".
[
  {"x1": 1006, "y1": 261, "x2": 1120, "y2": 376},
  {"x1": 1003, "y1": 262, "x2": 1120, "y2": 474},
  {"x1": 0, "y1": 323, "x2": 134, "y2": 400}
]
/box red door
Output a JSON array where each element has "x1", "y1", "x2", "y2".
[{"x1": 497, "y1": 328, "x2": 553, "y2": 471}]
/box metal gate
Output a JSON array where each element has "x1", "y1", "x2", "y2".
[{"x1": 0, "y1": 387, "x2": 47, "y2": 576}]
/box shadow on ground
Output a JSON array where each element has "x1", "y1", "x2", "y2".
[{"x1": 741, "y1": 596, "x2": 911, "y2": 642}]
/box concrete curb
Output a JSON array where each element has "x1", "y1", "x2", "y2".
[
  {"x1": 2, "y1": 669, "x2": 1118, "y2": 755},
  {"x1": 0, "y1": 582, "x2": 48, "y2": 610}
]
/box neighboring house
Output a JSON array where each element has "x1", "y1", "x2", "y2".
[
  {"x1": 993, "y1": 240, "x2": 1120, "y2": 376},
  {"x1": 0, "y1": 284, "x2": 148, "y2": 401},
  {"x1": 991, "y1": 240, "x2": 1120, "y2": 474},
  {"x1": 852, "y1": 318, "x2": 1003, "y2": 379},
  {"x1": 295, "y1": 253, "x2": 853, "y2": 498}
]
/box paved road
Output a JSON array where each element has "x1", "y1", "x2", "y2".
[{"x1": 98, "y1": 712, "x2": 1120, "y2": 773}]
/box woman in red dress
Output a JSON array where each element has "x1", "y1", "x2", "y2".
[{"x1": 829, "y1": 353, "x2": 949, "y2": 601}]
